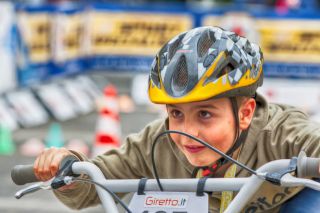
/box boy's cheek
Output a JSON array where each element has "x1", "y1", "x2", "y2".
[
  {"x1": 170, "y1": 135, "x2": 178, "y2": 144},
  {"x1": 170, "y1": 135, "x2": 183, "y2": 148}
]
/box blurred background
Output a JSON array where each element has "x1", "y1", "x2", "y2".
[{"x1": 1, "y1": 0, "x2": 320, "y2": 212}]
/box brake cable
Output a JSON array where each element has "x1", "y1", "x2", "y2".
[{"x1": 151, "y1": 130, "x2": 261, "y2": 191}]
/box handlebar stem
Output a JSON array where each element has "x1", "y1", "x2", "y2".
[{"x1": 72, "y1": 162, "x2": 119, "y2": 213}]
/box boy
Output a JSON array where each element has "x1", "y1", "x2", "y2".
[{"x1": 34, "y1": 26, "x2": 320, "y2": 212}]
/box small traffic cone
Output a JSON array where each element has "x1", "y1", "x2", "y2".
[
  {"x1": 0, "y1": 125, "x2": 15, "y2": 155},
  {"x1": 19, "y1": 138, "x2": 45, "y2": 157},
  {"x1": 67, "y1": 139, "x2": 89, "y2": 156},
  {"x1": 45, "y1": 122, "x2": 64, "y2": 148},
  {"x1": 92, "y1": 85, "x2": 121, "y2": 157},
  {"x1": 96, "y1": 84, "x2": 119, "y2": 115}
]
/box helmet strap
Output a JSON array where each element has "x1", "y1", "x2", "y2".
[
  {"x1": 220, "y1": 98, "x2": 249, "y2": 165},
  {"x1": 225, "y1": 97, "x2": 248, "y2": 156},
  {"x1": 191, "y1": 161, "x2": 221, "y2": 178}
]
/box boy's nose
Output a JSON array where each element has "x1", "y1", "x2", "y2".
[{"x1": 181, "y1": 122, "x2": 199, "y2": 142}]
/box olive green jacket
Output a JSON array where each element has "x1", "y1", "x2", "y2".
[{"x1": 54, "y1": 94, "x2": 320, "y2": 212}]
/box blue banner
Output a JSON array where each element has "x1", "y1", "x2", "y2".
[{"x1": 14, "y1": 2, "x2": 320, "y2": 86}]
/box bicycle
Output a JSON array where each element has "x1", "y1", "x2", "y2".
[{"x1": 11, "y1": 150, "x2": 320, "y2": 213}]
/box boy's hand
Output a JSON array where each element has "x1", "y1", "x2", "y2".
[{"x1": 33, "y1": 147, "x2": 75, "y2": 182}]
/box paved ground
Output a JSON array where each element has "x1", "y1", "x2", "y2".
[{"x1": 0, "y1": 73, "x2": 161, "y2": 212}]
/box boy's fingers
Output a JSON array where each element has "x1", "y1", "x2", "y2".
[
  {"x1": 50, "y1": 152, "x2": 67, "y2": 177},
  {"x1": 33, "y1": 154, "x2": 41, "y2": 180},
  {"x1": 43, "y1": 148, "x2": 58, "y2": 180},
  {"x1": 35, "y1": 150, "x2": 48, "y2": 181},
  {"x1": 33, "y1": 147, "x2": 75, "y2": 182},
  {"x1": 35, "y1": 147, "x2": 56, "y2": 181},
  {"x1": 38, "y1": 149, "x2": 52, "y2": 181},
  {"x1": 35, "y1": 151, "x2": 46, "y2": 181}
]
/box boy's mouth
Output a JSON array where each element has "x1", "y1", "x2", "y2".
[{"x1": 184, "y1": 145, "x2": 206, "y2": 153}]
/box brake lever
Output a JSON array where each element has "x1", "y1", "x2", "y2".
[
  {"x1": 15, "y1": 156, "x2": 79, "y2": 198},
  {"x1": 15, "y1": 180, "x2": 52, "y2": 199},
  {"x1": 281, "y1": 173, "x2": 320, "y2": 191},
  {"x1": 265, "y1": 157, "x2": 298, "y2": 185},
  {"x1": 51, "y1": 155, "x2": 79, "y2": 190}
]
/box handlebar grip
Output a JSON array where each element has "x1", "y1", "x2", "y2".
[
  {"x1": 297, "y1": 151, "x2": 320, "y2": 178},
  {"x1": 11, "y1": 155, "x2": 79, "y2": 186},
  {"x1": 11, "y1": 164, "x2": 38, "y2": 185}
]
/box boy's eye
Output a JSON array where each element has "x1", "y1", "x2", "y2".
[
  {"x1": 199, "y1": 110, "x2": 212, "y2": 119},
  {"x1": 170, "y1": 109, "x2": 183, "y2": 118}
]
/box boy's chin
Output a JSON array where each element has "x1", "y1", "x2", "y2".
[{"x1": 188, "y1": 158, "x2": 215, "y2": 167}]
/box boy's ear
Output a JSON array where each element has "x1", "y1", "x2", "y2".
[{"x1": 239, "y1": 98, "x2": 256, "y2": 130}]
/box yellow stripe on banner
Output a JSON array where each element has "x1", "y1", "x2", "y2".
[{"x1": 220, "y1": 164, "x2": 237, "y2": 213}]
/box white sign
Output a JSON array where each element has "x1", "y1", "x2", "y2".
[
  {"x1": 0, "y1": 98, "x2": 18, "y2": 130},
  {"x1": 5, "y1": 90, "x2": 49, "y2": 127},
  {"x1": 128, "y1": 191, "x2": 208, "y2": 213},
  {"x1": 131, "y1": 74, "x2": 150, "y2": 105},
  {"x1": 75, "y1": 75, "x2": 102, "y2": 101},
  {"x1": 257, "y1": 78, "x2": 320, "y2": 115},
  {"x1": 35, "y1": 84, "x2": 78, "y2": 121},
  {"x1": 61, "y1": 79, "x2": 94, "y2": 115}
]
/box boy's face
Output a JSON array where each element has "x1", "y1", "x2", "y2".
[{"x1": 167, "y1": 98, "x2": 242, "y2": 167}]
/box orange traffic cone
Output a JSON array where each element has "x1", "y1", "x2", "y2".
[
  {"x1": 96, "y1": 84, "x2": 119, "y2": 115},
  {"x1": 92, "y1": 85, "x2": 121, "y2": 157}
]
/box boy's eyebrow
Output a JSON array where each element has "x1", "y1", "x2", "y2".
[
  {"x1": 167, "y1": 104, "x2": 179, "y2": 108},
  {"x1": 167, "y1": 104, "x2": 219, "y2": 110}
]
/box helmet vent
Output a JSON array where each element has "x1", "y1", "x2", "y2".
[
  {"x1": 198, "y1": 30, "x2": 215, "y2": 58},
  {"x1": 172, "y1": 55, "x2": 188, "y2": 92},
  {"x1": 168, "y1": 36, "x2": 182, "y2": 61},
  {"x1": 217, "y1": 63, "x2": 235, "y2": 78}
]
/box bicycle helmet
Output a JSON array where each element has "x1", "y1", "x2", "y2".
[{"x1": 148, "y1": 26, "x2": 263, "y2": 104}]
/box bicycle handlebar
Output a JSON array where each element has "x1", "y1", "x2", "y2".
[
  {"x1": 11, "y1": 164, "x2": 37, "y2": 185},
  {"x1": 11, "y1": 152, "x2": 320, "y2": 213},
  {"x1": 11, "y1": 151, "x2": 320, "y2": 186}
]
